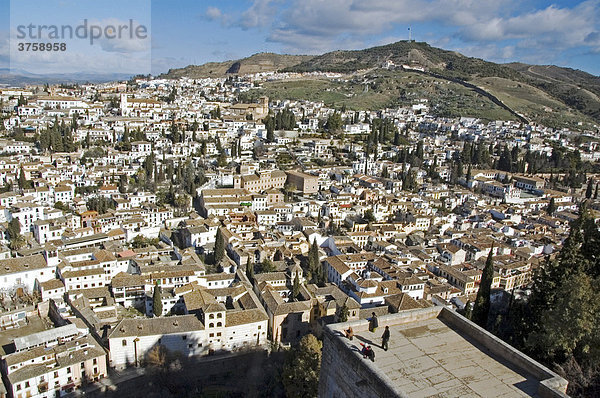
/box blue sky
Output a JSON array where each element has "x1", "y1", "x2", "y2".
[{"x1": 1, "y1": 0, "x2": 600, "y2": 76}]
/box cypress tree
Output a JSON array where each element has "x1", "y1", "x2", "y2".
[
  {"x1": 17, "y1": 167, "x2": 27, "y2": 190},
  {"x1": 338, "y1": 303, "x2": 349, "y2": 322},
  {"x1": 292, "y1": 274, "x2": 300, "y2": 301},
  {"x1": 471, "y1": 249, "x2": 494, "y2": 328},
  {"x1": 246, "y1": 256, "x2": 254, "y2": 283},
  {"x1": 214, "y1": 227, "x2": 225, "y2": 264},
  {"x1": 547, "y1": 197, "x2": 556, "y2": 215},
  {"x1": 308, "y1": 239, "x2": 319, "y2": 280},
  {"x1": 585, "y1": 178, "x2": 593, "y2": 199},
  {"x1": 152, "y1": 282, "x2": 162, "y2": 317}
]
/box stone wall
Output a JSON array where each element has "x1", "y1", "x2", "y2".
[{"x1": 318, "y1": 319, "x2": 408, "y2": 398}]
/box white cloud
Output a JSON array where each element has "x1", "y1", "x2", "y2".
[
  {"x1": 237, "y1": 0, "x2": 600, "y2": 67},
  {"x1": 458, "y1": 1, "x2": 600, "y2": 49},
  {"x1": 84, "y1": 18, "x2": 151, "y2": 53},
  {"x1": 205, "y1": 6, "x2": 223, "y2": 21},
  {"x1": 240, "y1": 0, "x2": 280, "y2": 30}
]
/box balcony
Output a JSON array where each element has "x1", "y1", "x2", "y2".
[{"x1": 37, "y1": 381, "x2": 48, "y2": 393}]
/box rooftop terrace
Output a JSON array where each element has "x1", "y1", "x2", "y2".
[{"x1": 319, "y1": 306, "x2": 568, "y2": 398}]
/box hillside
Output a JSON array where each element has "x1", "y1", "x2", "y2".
[
  {"x1": 505, "y1": 63, "x2": 600, "y2": 122},
  {"x1": 284, "y1": 41, "x2": 522, "y2": 80},
  {"x1": 161, "y1": 53, "x2": 313, "y2": 79},
  {"x1": 163, "y1": 41, "x2": 600, "y2": 129}
]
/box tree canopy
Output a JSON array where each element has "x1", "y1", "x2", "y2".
[
  {"x1": 503, "y1": 209, "x2": 600, "y2": 397},
  {"x1": 281, "y1": 334, "x2": 322, "y2": 398},
  {"x1": 152, "y1": 282, "x2": 163, "y2": 317},
  {"x1": 471, "y1": 249, "x2": 494, "y2": 328}
]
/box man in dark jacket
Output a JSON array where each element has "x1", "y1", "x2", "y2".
[
  {"x1": 369, "y1": 312, "x2": 378, "y2": 332},
  {"x1": 381, "y1": 325, "x2": 390, "y2": 351}
]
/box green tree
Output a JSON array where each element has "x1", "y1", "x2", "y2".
[
  {"x1": 281, "y1": 334, "x2": 322, "y2": 398},
  {"x1": 166, "y1": 87, "x2": 177, "y2": 103},
  {"x1": 471, "y1": 249, "x2": 494, "y2": 328},
  {"x1": 264, "y1": 114, "x2": 275, "y2": 142},
  {"x1": 257, "y1": 259, "x2": 276, "y2": 273},
  {"x1": 292, "y1": 273, "x2": 300, "y2": 301},
  {"x1": 338, "y1": 303, "x2": 349, "y2": 322},
  {"x1": 325, "y1": 111, "x2": 343, "y2": 132},
  {"x1": 585, "y1": 178, "x2": 593, "y2": 199},
  {"x1": 214, "y1": 227, "x2": 225, "y2": 264},
  {"x1": 8, "y1": 234, "x2": 25, "y2": 251},
  {"x1": 528, "y1": 270, "x2": 598, "y2": 363},
  {"x1": 170, "y1": 120, "x2": 180, "y2": 143},
  {"x1": 308, "y1": 239, "x2": 321, "y2": 283},
  {"x1": 119, "y1": 174, "x2": 128, "y2": 194},
  {"x1": 520, "y1": 209, "x2": 600, "y2": 373},
  {"x1": 547, "y1": 197, "x2": 556, "y2": 215},
  {"x1": 210, "y1": 106, "x2": 221, "y2": 120},
  {"x1": 17, "y1": 167, "x2": 27, "y2": 190},
  {"x1": 246, "y1": 256, "x2": 254, "y2": 283},
  {"x1": 54, "y1": 201, "x2": 71, "y2": 213},
  {"x1": 497, "y1": 145, "x2": 513, "y2": 172},
  {"x1": 217, "y1": 150, "x2": 227, "y2": 167},
  {"x1": 7, "y1": 218, "x2": 21, "y2": 241},
  {"x1": 152, "y1": 282, "x2": 163, "y2": 317},
  {"x1": 363, "y1": 209, "x2": 376, "y2": 223}
]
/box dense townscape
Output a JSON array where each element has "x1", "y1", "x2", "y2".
[{"x1": 0, "y1": 67, "x2": 598, "y2": 397}]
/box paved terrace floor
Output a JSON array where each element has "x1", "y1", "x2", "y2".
[{"x1": 353, "y1": 317, "x2": 539, "y2": 398}]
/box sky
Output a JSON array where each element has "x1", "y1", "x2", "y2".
[{"x1": 1, "y1": 0, "x2": 599, "y2": 76}]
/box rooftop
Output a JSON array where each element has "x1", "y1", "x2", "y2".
[{"x1": 321, "y1": 306, "x2": 568, "y2": 398}]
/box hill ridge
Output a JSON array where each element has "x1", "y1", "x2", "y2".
[{"x1": 161, "y1": 41, "x2": 600, "y2": 127}]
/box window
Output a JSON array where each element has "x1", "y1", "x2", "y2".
[
  {"x1": 182, "y1": 336, "x2": 187, "y2": 340},
  {"x1": 54, "y1": 371, "x2": 58, "y2": 378},
  {"x1": 209, "y1": 323, "x2": 214, "y2": 328},
  {"x1": 217, "y1": 313, "x2": 222, "y2": 318},
  {"x1": 67, "y1": 367, "x2": 71, "y2": 374},
  {"x1": 122, "y1": 340, "x2": 127, "y2": 346},
  {"x1": 25, "y1": 382, "x2": 29, "y2": 388},
  {"x1": 209, "y1": 313, "x2": 214, "y2": 319},
  {"x1": 216, "y1": 332, "x2": 221, "y2": 337},
  {"x1": 217, "y1": 322, "x2": 222, "y2": 327},
  {"x1": 16, "y1": 384, "x2": 21, "y2": 391},
  {"x1": 93, "y1": 358, "x2": 97, "y2": 365},
  {"x1": 81, "y1": 362, "x2": 85, "y2": 369},
  {"x1": 209, "y1": 333, "x2": 214, "y2": 337}
]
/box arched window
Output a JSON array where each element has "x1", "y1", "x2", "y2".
[
  {"x1": 209, "y1": 323, "x2": 214, "y2": 328},
  {"x1": 209, "y1": 313, "x2": 215, "y2": 319},
  {"x1": 217, "y1": 322, "x2": 222, "y2": 327},
  {"x1": 217, "y1": 313, "x2": 222, "y2": 318}
]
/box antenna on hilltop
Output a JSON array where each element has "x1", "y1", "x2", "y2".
[{"x1": 408, "y1": 26, "x2": 412, "y2": 42}]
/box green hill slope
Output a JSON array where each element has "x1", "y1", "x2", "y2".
[
  {"x1": 163, "y1": 41, "x2": 600, "y2": 129},
  {"x1": 161, "y1": 53, "x2": 313, "y2": 79}
]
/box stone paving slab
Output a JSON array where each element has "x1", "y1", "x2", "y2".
[{"x1": 353, "y1": 318, "x2": 541, "y2": 397}]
